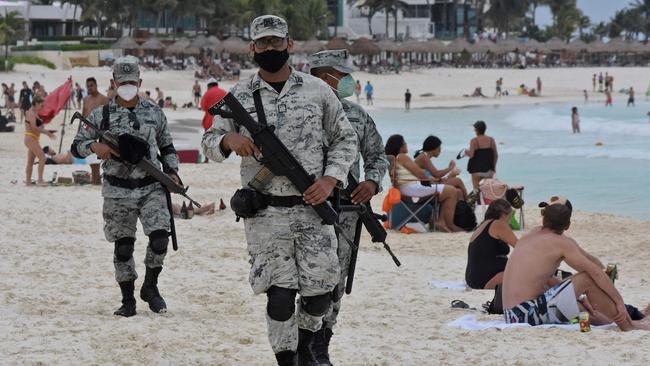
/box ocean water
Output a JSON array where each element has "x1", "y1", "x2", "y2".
[{"x1": 372, "y1": 100, "x2": 650, "y2": 220}]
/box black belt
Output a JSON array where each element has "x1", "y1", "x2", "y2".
[
  {"x1": 104, "y1": 175, "x2": 158, "y2": 189},
  {"x1": 262, "y1": 195, "x2": 306, "y2": 208}
]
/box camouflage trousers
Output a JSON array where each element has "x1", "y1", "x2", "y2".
[
  {"x1": 323, "y1": 211, "x2": 359, "y2": 329},
  {"x1": 244, "y1": 205, "x2": 340, "y2": 353},
  {"x1": 103, "y1": 187, "x2": 170, "y2": 283}
]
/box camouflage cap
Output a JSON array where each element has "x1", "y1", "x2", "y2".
[
  {"x1": 251, "y1": 15, "x2": 289, "y2": 41},
  {"x1": 112, "y1": 55, "x2": 140, "y2": 83},
  {"x1": 308, "y1": 49, "x2": 355, "y2": 74}
]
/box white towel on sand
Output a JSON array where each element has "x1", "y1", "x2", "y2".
[
  {"x1": 448, "y1": 314, "x2": 616, "y2": 331},
  {"x1": 429, "y1": 280, "x2": 468, "y2": 290}
]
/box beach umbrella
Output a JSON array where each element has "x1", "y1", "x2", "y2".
[
  {"x1": 206, "y1": 35, "x2": 222, "y2": 52},
  {"x1": 545, "y1": 37, "x2": 568, "y2": 52},
  {"x1": 111, "y1": 36, "x2": 139, "y2": 50},
  {"x1": 446, "y1": 38, "x2": 471, "y2": 53},
  {"x1": 494, "y1": 39, "x2": 519, "y2": 53},
  {"x1": 349, "y1": 37, "x2": 380, "y2": 55},
  {"x1": 221, "y1": 37, "x2": 250, "y2": 54},
  {"x1": 469, "y1": 38, "x2": 494, "y2": 54},
  {"x1": 183, "y1": 45, "x2": 201, "y2": 55},
  {"x1": 422, "y1": 39, "x2": 446, "y2": 53},
  {"x1": 166, "y1": 37, "x2": 190, "y2": 54},
  {"x1": 294, "y1": 39, "x2": 325, "y2": 54},
  {"x1": 587, "y1": 39, "x2": 608, "y2": 53},
  {"x1": 567, "y1": 39, "x2": 588, "y2": 53},
  {"x1": 140, "y1": 38, "x2": 165, "y2": 51},
  {"x1": 398, "y1": 39, "x2": 428, "y2": 53},
  {"x1": 375, "y1": 38, "x2": 401, "y2": 52},
  {"x1": 326, "y1": 37, "x2": 350, "y2": 50},
  {"x1": 190, "y1": 34, "x2": 209, "y2": 49},
  {"x1": 520, "y1": 39, "x2": 545, "y2": 53},
  {"x1": 607, "y1": 38, "x2": 635, "y2": 53}
]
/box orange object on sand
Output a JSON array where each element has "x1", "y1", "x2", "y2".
[
  {"x1": 382, "y1": 187, "x2": 402, "y2": 213},
  {"x1": 400, "y1": 226, "x2": 417, "y2": 234}
]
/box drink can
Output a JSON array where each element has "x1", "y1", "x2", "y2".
[
  {"x1": 606, "y1": 263, "x2": 617, "y2": 283},
  {"x1": 579, "y1": 311, "x2": 591, "y2": 332}
]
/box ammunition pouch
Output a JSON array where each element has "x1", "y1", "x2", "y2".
[{"x1": 230, "y1": 188, "x2": 267, "y2": 220}]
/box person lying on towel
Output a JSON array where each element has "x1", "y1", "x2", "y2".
[
  {"x1": 502, "y1": 196, "x2": 650, "y2": 331},
  {"x1": 42, "y1": 146, "x2": 73, "y2": 165}
]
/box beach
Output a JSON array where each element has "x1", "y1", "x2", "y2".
[{"x1": 2, "y1": 64, "x2": 650, "y2": 365}]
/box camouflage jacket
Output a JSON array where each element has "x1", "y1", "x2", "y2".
[
  {"x1": 71, "y1": 97, "x2": 179, "y2": 198},
  {"x1": 202, "y1": 68, "x2": 358, "y2": 196},
  {"x1": 341, "y1": 98, "x2": 388, "y2": 192}
]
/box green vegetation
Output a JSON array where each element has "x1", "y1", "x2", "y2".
[
  {"x1": 0, "y1": 57, "x2": 15, "y2": 71},
  {"x1": 12, "y1": 43, "x2": 110, "y2": 51},
  {"x1": 9, "y1": 55, "x2": 56, "y2": 69}
]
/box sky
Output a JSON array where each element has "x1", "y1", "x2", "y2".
[{"x1": 536, "y1": 0, "x2": 638, "y2": 27}]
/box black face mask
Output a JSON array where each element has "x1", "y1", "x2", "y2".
[{"x1": 254, "y1": 48, "x2": 289, "y2": 73}]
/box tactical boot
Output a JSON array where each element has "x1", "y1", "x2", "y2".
[
  {"x1": 297, "y1": 328, "x2": 319, "y2": 366},
  {"x1": 114, "y1": 281, "x2": 136, "y2": 317},
  {"x1": 311, "y1": 327, "x2": 333, "y2": 366},
  {"x1": 140, "y1": 266, "x2": 167, "y2": 313},
  {"x1": 275, "y1": 350, "x2": 298, "y2": 366}
]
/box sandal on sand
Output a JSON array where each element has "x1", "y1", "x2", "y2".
[{"x1": 451, "y1": 300, "x2": 470, "y2": 309}]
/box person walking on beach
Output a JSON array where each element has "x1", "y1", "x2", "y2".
[
  {"x1": 465, "y1": 121, "x2": 498, "y2": 195},
  {"x1": 583, "y1": 90, "x2": 588, "y2": 103},
  {"x1": 82, "y1": 77, "x2": 109, "y2": 118},
  {"x1": 609, "y1": 74, "x2": 614, "y2": 92},
  {"x1": 405, "y1": 88, "x2": 412, "y2": 110},
  {"x1": 202, "y1": 16, "x2": 357, "y2": 366},
  {"x1": 74, "y1": 82, "x2": 83, "y2": 109},
  {"x1": 364, "y1": 80, "x2": 374, "y2": 105},
  {"x1": 18, "y1": 81, "x2": 32, "y2": 123},
  {"x1": 71, "y1": 56, "x2": 182, "y2": 318},
  {"x1": 308, "y1": 49, "x2": 388, "y2": 365},
  {"x1": 571, "y1": 107, "x2": 580, "y2": 134},
  {"x1": 627, "y1": 87, "x2": 635, "y2": 107},
  {"x1": 605, "y1": 89, "x2": 613, "y2": 107},
  {"x1": 598, "y1": 72, "x2": 603, "y2": 92},
  {"x1": 192, "y1": 80, "x2": 201, "y2": 108},
  {"x1": 155, "y1": 87, "x2": 164, "y2": 108},
  {"x1": 604, "y1": 72, "x2": 610, "y2": 92},
  {"x1": 494, "y1": 78, "x2": 502, "y2": 98},
  {"x1": 354, "y1": 79, "x2": 361, "y2": 103},
  {"x1": 24, "y1": 96, "x2": 55, "y2": 186},
  {"x1": 592, "y1": 74, "x2": 596, "y2": 92},
  {"x1": 536, "y1": 77, "x2": 542, "y2": 96}
]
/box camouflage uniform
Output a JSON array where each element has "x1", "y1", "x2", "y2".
[
  {"x1": 309, "y1": 50, "x2": 389, "y2": 330},
  {"x1": 71, "y1": 56, "x2": 179, "y2": 283},
  {"x1": 202, "y1": 16, "x2": 357, "y2": 355}
]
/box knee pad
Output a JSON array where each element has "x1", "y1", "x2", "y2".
[
  {"x1": 148, "y1": 230, "x2": 169, "y2": 255},
  {"x1": 266, "y1": 286, "x2": 297, "y2": 322},
  {"x1": 114, "y1": 237, "x2": 135, "y2": 262},
  {"x1": 300, "y1": 293, "x2": 331, "y2": 317}
]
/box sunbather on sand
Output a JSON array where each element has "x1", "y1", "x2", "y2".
[
  {"x1": 502, "y1": 196, "x2": 650, "y2": 330},
  {"x1": 42, "y1": 146, "x2": 73, "y2": 165}
]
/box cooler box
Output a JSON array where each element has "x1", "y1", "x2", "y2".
[{"x1": 177, "y1": 149, "x2": 199, "y2": 163}]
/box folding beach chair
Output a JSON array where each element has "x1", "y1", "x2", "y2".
[{"x1": 385, "y1": 155, "x2": 440, "y2": 232}]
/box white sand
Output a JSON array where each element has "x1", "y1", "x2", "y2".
[{"x1": 2, "y1": 64, "x2": 650, "y2": 365}]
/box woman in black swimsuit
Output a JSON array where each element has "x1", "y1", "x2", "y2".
[
  {"x1": 465, "y1": 120, "x2": 498, "y2": 193},
  {"x1": 465, "y1": 199, "x2": 517, "y2": 289}
]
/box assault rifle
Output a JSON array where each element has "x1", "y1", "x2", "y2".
[
  {"x1": 337, "y1": 174, "x2": 401, "y2": 294},
  {"x1": 71, "y1": 111, "x2": 201, "y2": 251},
  {"x1": 207, "y1": 89, "x2": 338, "y2": 225}
]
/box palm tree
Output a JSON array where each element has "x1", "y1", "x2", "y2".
[
  {"x1": 0, "y1": 10, "x2": 25, "y2": 72},
  {"x1": 634, "y1": 0, "x2": 650, "y2": 40},
  {"x1": 592, "y1": 21, "x2": 608, "y2": 40},
  {"x1": 486, "y1": 0, "x2": 528, "y2": 34}
]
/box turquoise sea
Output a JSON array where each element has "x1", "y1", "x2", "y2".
[{"x1": 372, "y1": 100, "x2": 650, "y2": 220}]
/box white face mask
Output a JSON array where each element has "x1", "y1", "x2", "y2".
[{"x1": 116, "y1": 84, "x2": 138, "y2": 101}]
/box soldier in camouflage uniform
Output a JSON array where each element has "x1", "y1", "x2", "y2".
[
  {"x1": 202, "y1": 15, "x2": 357, "y2": 366},
  {"x1": 308, "y1": 49, "x2": 388, "y2": 365},
  {"x1": 71, "y1": 56, "x2": 181, "y2": 317}
]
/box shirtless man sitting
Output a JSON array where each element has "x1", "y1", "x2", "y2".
[
  {"x1": 502, "y1": 196, "x2": 650, "y2": 331},
  {"x1": 82, "y1": 77, "x2": 109, "y2": 117}
]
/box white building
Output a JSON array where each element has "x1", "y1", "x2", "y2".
[
  {"x1": 0, "y1": 1, "x2": 82, "y2": 40},
  {"x1": 330, "y1": 0, "x2": 487, "y2": 40}
]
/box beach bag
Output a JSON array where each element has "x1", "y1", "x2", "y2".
[
  {"x1": 509, "y1": 214, "x2": 520, "y2": 230},
  {"x1": 454, "y1": 200, "x2": 477, "y2": 231},
  {"x1": 479, "y1": 178, "x2": 508, "y2": 202},
  {"x1": 505, "y1": 188, "x2": 524, "y2": 209},
  {"x1": 382, "y1": 187, "x2": 402, "y2": 213},
  {"x1": 483, "y1": 284, "x2": 504, "y2": 315}
]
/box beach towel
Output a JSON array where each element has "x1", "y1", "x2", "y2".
[
  {"x1": 447, "y1": 314, "x2": 616, "y2": 331},
  {"x1": 429, "y1": 280, "x2": 468, "y2": 290}
]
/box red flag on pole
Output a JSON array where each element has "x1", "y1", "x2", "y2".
[{"x1": 38, "y1": 78, "x2": 73, "y2": 124}]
